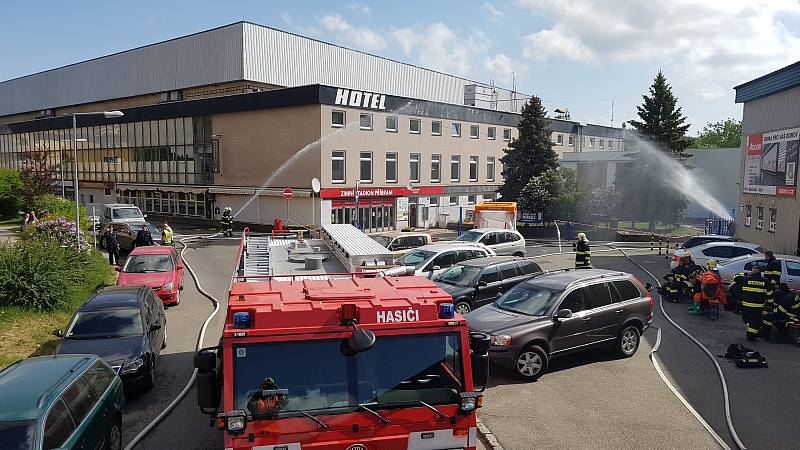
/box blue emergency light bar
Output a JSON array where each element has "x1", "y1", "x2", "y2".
[
  {"x1": 439, "y1": 303, "x2": 455, "y2": 319},
  {"x1": 233, "y1": 311, "x2": 251, "y2": 328}
]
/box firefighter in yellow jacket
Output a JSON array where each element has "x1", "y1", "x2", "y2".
[{"x1": 574, "y1": 233, "x2": 591, "y2": 268}]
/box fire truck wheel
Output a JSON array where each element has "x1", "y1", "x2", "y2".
[
  {"x1": 105, "y1": 417, "x2": 122, "y2": 450},
  {"x1": 617, "y1": 325, "x2": 640, "y2": 358},
  {"x1": 454, "y1": 301, "x2": 472, "y2": 315},
  {"x1": 515, "y1": 344, "x2": 548, "y2": 381}
]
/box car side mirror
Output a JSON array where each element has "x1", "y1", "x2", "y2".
[
  {"x1": 432, "y1": 265, "x2": 441, "y2": 271},
  {"x1": 469, "y1": 332, "x2": 490, "y2": 392},
  {"x1": 149, "y1": 322, "x2": 162, "y2": 331},
  {"x1": 53, "y1": 329, "x2": 63, "y2": 338},
  {"x1": 477, "y1": 280, "x2": 488, "y2": 288},
  {"x1": 114, "y1": 266, "x2": 122, "y2": 272},
  {"x1": 555, "y1": 309, "x2": 573, "y2": 320}
]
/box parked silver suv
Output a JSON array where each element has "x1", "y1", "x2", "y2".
[
  {"x1": 466, "y1": 269, "x2": 653, "y2": 380},
  {"x1": 456, "y1": 228, "x2": 526, "y2": 256}
]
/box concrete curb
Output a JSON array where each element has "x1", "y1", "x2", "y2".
[{"x1": 477, "y1": 417, "x2": 505, "y2": 450}]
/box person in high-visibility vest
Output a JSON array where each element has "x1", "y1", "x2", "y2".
[
  {"x1": 740, "y1": 266, "x2": 772, "y2": 341},
  {"x1": 573, "y1": 233, "x2": 591, "y2": 268},
  {"x1": 161, "y1": 223, "x2": 174, "y2": 246}
]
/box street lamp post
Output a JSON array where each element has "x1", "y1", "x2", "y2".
[{"x1": 69, "y1": 110, "x2": 124, "y2": 249}]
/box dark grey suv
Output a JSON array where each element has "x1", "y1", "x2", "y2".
[{"x1": 466, "y1": 269, "x2": 653, "y2": 380}]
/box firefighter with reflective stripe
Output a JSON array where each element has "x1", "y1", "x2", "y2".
[
  {"x1": 689, "y1": 260, "x2": 727, "y2": 317},
  {"x1": 740, "y1": 266, "x2": 772, "y2": 341},
  {"x1": 774, "y1": 283, "x2": 800, "y2": 340},
  {"x1": 221, "y1": 207, "x2": 234, "y2": 237},
  {"x1": 726, "y1": 271, "x2": 746, "y2": 313},
  {"x1": 574, "y1": 233, "x2": 591, "y2": 268},
  {"x1": 161, "y1": 222, "x2": 174, "y2": 246},
  {"x1": 761, "y1": 251, "x2": 782, "y2": 338},
  {"x1": 672, "y1": 255, "x2": 699, "y2": 300},
  {"x1": 661, "y1": 273, "x2": 682, "y2": 302}
]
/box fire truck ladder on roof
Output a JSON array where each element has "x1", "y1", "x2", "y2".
[{"x1": 238, "y1": 232, "x2": 271, "y2": 279}]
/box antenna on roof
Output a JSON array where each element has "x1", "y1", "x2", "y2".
[
  {"x1": 511, "y1": 72, "x2": 516, "y2": 112},
  {"x1": 611, "y1": 101, "x2": 615, "y2": 127}
]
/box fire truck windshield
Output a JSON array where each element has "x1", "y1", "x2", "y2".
[{"x1": 232, "y1": 332, "x2": 464, "y2": 419}]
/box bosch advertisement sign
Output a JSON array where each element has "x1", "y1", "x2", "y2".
[{"x1": 744, "y1": 127, "x2": 799, "y2": 197}]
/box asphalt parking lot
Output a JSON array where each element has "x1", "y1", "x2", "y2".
[{"x1": 116, "y1": 238, "x2": 800, "y2": 449}]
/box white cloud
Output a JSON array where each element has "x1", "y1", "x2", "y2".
[
  {"x1": 348, "y1": 1, "x2": 371, "y2": 15},
  {"x1": 391, "y1": 28, "x2": 418, "y2": 56},
  {"x1": 482, "y1": 3, "x2": 504, "y2": 21},
  {"x1": 415, "y1": 24, "x2": 491, "y2": 76},
  {"x1": 485, "y1": 54, "x2": 526, "y2": 83},
  {"x1": 319, "y1": 14, "x2": 386, "y2": 52},
  {"x1": 516, "y1": 0, "x2": 800, "y2": 90}
]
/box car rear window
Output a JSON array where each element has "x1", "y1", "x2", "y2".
[{"x1": 612, "y1": 280, "x2": 642, "y2": 301}]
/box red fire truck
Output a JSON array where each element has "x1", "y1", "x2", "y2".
[{"x1": 195, "y1": 231, "x2": 490, "y2": 450}]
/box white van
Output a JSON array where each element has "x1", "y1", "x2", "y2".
[{"x1": 100, "y1": 203, "x2": 145, "y2": 226}]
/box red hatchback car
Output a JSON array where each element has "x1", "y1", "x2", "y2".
[{"x1": 116, "y1": 246, "x2": 184, "y2": 305}]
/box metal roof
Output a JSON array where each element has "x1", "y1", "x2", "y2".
[{"x1": 734, "y1": 61, "x2": 800, "y2": 103}]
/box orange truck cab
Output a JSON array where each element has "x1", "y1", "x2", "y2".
[{"x1": 195, "y1": 233, "x2": 490, "y2": 450}]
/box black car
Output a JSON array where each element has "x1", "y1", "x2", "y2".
[
  {"x1": 56, "y1": 285, "x2": 167, "y2": 391},
  {"x1": 433, "y1": 256, "x2": 542, "y2": 315}
]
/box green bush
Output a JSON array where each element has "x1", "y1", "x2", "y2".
[
  {"x1": 33, "y1": 194, "x2": 91, "y2": 231},
  {"x1": 0, "y1": 240, "x2": 111, "y2": 310},
  {"x1": 0, "y1": 168, "x2": 23, "y2": 218}
]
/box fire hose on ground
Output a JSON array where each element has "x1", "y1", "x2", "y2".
[{"x1": 123, "y1": 233, "x2": 224, "y2": 450}]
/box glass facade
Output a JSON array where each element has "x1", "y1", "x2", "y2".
[{"x1": 0, "y1": 116, "x2": 215, "y2": 186}]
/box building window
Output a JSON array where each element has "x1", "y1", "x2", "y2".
[
  {"x1": 745, "y1": 205, "x2": 752, "y2": 227},
  {"x1": 769, "y1": 208, "x2": 777, "y2": 232},
  {"x1": 450, "y1": 196, "x2": 459, "y2": 206},
  {"x1": 385, "y1": 152, "x2": 397, "y2": 183},
  {"x1": 410, "y1": 119, "x2": 421, "y2": 134},
  {"x1": 557, "y1": 134, "x2": 563, "y2": 145},
  {"x1": 452, "y1": 123, "x2": 462, "y2": 137},
  {"x1": 332, "y1": 110, "x2": 345, "y2": 128},
  {"x1": 104, "y1": 188, "x2": 111, "y2": 196},
  {"x1": 487, "y1": 127, "x2": 496, "y2": 140},
  {"x1": 410, "y1": 153, "x2": 420, "y2": 182},
  {"x1": 429, "y1": 197, "x2": 439, "y2": 206},
  {"x1": 470, "y1": 125, "x2": 479, "y2": 139},
  {"x1": 360, "y1": 113, "x2": 373, "y2": 130},
  {"x1": 468, "y1": 195, "x2": 477, "y2": 205},
  {"x1": 568, "y1": 135, "x2": 574, "y2": 146},
  {"x1": 469, "y1": 156, "x2": 478, "y2": 181},
  {"x1": 332, "y1": 151, "x2": 345, "y2": 183},
  {"x1": 756, "y1": 206, "x2": 764, "y2": 229},
  {"x1": 432, "y1": 121, "x2": 442, "y2": 136},
  {"x1": 589, "y1": 137, "x2": 595, "y2": 148},
  {"x1": 599, "y1": 139, "x2": 604, "y2": 149},
  {"x1": 385, "y1": 116, "x2": 398, "y2": 132},
  {"x1": 431, "y1": 154, "x2": 441, "y2": 182},
  {"x1": 487, "y1": 157, "x2": 495, "y2": 182},
  {"x1": 451, "y1": 155, "x2": 461, "y2": 182},
  {"x1": 503, "y1": 128, "x2": 512, "y2": 141},
  {"x1": 360, "y1": 151, "x2": 372, "y2": 182}
]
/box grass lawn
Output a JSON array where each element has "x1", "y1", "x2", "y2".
[{"x1": 0, "y1": 250, "x2": 115, "y2": 369}]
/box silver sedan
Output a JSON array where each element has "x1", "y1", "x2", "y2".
[{"x1": 717, "y1": 254, "x2": 800, "y2": 292}]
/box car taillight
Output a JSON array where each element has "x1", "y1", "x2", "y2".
[
  {"x1": 647, "y1": 291, "x2": 654, "y2": 312},
  {"x1": 672, "y1": 255, "x2": 680, "y2": 262}
]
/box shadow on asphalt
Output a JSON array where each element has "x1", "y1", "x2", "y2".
[{"x1": 487, "y1": 347, "x2": 625, "y2": 387}]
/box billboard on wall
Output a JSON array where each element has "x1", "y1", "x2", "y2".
[{"x1": 744, "y1": 127, "x2": 799, "y2": 197}]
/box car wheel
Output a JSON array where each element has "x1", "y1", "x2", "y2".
[
  {"x1": 105, "y1": 418, "x2": 122, "y2": 450},
  {"x1": 617, "y1": 325, "x2": 640, "y2": 358},
  {"x1": 454, "y1": 301, "x2": 472, "y2": 315},
  {"x1": 513, "y1": 251, "x2": 524, "y2": 257},
  {"x1": 514, "y1": 344, "x2": 548, "y2": 381},
  {"x1": 100, "y1": 236, "x2": 108, "y2": 250},
  {"x1": 161, "y1": 323, "x2": 168, "y2": 349}
]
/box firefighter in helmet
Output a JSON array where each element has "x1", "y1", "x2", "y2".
[
  {"x1": 247, "y1": 377, "x2": 289, "y2": 418},
  {"x1": 774, "y1": 283, "x2": 800, "y2": 342},
  {"x1": 221, "y1": 207, "x2": 234, "y2": 237},
  {"x1": 740, "y1": 266, "x2": 772, "y2": 341},
  {"x1": 573, "y1": 233, "x2": 591, "y2": 268},
  {"x1": 761, "y1": 251, "x2": 782, "y2": 339}
]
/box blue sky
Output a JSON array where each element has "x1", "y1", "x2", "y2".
[{"x1": 3, "y1": 0, "x2": 800, "y2": 134}]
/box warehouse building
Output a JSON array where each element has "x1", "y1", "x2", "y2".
[
  {"x1": 0, "y1": 21, "x2": 623, "y2": 231},
  {"x1": 734, "y1": 61, "x2": 800, "y2": 255}
]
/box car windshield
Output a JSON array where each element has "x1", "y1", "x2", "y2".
[
  {"x1": 435, "y1": 265, "x2": 482, "y2": 287},
  {"x1": 456, "y1": 231, "x2": 482, "y2": 242},
  {"x1": 370, "y1": 235, "x2": 391, "y2": 247},
  {"x1": 233, "y1": 333, "x2": 463, "y2": 419},
  {"x1": 0, "y1": 420, "x2": 36, "y2": 450},
  {"x1": 494, "y1": 283, "x2": 561, "y2": 316},
  {"x1": 123, "y1": 254, "x2": 173, "y2": 273},
  {"x1": 147, "y1": 223, "x2": 161, "y2": 237},
  {"x1": 112, "y1": 208, "x2": 143, "y2": 220},
  {"x1": 397, "y1": 250, "x2": 435, "y2": 269},
  {"x1": 65, "y1": 309, "x2": 143, "y2": 338}
]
